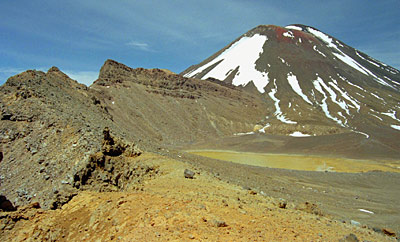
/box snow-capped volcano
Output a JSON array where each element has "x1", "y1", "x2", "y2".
[{"x1": 182, "y1": 24, "x2": 400, "y2": 138}]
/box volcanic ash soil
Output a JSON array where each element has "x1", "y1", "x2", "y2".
[{"x1": 1, "y1": 151, "x2": 396, "y2": 241}]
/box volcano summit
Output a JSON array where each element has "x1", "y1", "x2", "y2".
[{"x1": 182, "y1": 24, "x2": 400, "y2": 142}]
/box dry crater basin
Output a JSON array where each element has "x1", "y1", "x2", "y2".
[{"x1": 188, "y1": 150, "x2": 400, "y2": 173}]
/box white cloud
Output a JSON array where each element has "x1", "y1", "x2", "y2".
[
  {"x1": 1, "y1": 0, "x2": 399, "y2": 76},
  {"x1": 65, "y1": 70, "x2": 99, "y2": 86},
  {"x1": 0, "y1": 67, "x2": 47, "y2": 85},
  {"x1": 0, "y1": 66, "x2": 99, "y2": 87},
  {"x1": 0, "y1": 68, "x2": 24, "y2": 85},
  {"x1": 0, "y1": 67, "x2": 26, "y2": 74},
  {"x1": 126, "y1": 41, "x2": 153, "y2": 51}
]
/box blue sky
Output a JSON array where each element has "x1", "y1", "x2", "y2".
[{"x1": 1, "y1": 0, "x2": 399, "y2": 86}]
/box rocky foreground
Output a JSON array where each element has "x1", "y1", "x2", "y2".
[
  {"x1": 1, "y1": 150, "x2": 397, "y2": 241},
  {"x1": 0, "y1": 128, "x2": 397, "y2": 241}
]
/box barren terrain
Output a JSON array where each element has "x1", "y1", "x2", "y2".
[
  {"x1": 1, "y1": 61, "x2": 399, "y2": 241},
  {"x1": 1, "y1": 153, "x2": 396, "y2": 241}
]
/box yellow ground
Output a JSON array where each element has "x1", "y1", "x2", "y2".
[
  {"x1": 188, "y1": 150, "x2": 400, "y2": 173},
  {"x1": 2, "y1": 153, "x2": 395, "y2": 241}
]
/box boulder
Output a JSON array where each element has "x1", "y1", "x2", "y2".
[
  {"x1": 382, "y1": 228, "x2": 396, "y2": 237},
  {"x1": 0, "y1": 195, "x2": 16, "y2": 211},
  {"x1": 339, "y1": 233, "x2": 359, "y2": 242},
  {"x1": 184, "y1": 169, "x2": 195, "y2": 179},
  {"x1": 101, "y1": 127, "x2": 126, "y2": 156}
]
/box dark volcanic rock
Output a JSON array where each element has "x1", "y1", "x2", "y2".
[
  {"x1": 91, "y1": 59, "x2": 269, "y2": 149},
  {"x1": 382, "y1": 228, "x2": 396, "y2": 237},
  {"x1": 49, "y1": 187, "x2": 78, "y2": 210},
  {"x1": 0, "y1": 202, "x2": 41, "y2": 232},
  {"x1": 72, "y1": 128, "x2": 155, "y2": 192},
  {"x1": 0, "y1": 195, "x2": 16, "y2": 211},
  {"x1": 211, "y1": 219, "x2": 228, "y2": 228},
  {"x1": 0, "y1": 68, "x2": 117, "y2": 209},
  {"x1": 184, "y1": 169, "x2": 195, "y2": 179},
  {"x1": 278, "y1": 201, "x2": 287, "y2": 209},
  {"x1": 339, "y1": 233, "x2": 359, "y2": 242},
  {"x1": 102, "y1": 127, "x2": 126, "y2": 156},
  {"x1": 295, "y1": 201, "x2": 322, "y2": 215}
]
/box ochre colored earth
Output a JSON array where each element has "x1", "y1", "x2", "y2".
[
  {"x1": 188, "y1": 150, "x2": 400, "y2": 173},
  {"x1": 1, "y1": 153, "x2": 395, "y2": 241}
]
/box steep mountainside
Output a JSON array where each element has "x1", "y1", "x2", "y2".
[
  {"x1": 0, "y1": 67, "x2": 118, "y2": 209},
  {"x1": 182, "y1": 25, "x2": 400, "y2": 141},
  {"x1": 0, "y1": 60, "x2": 271, "y2": 209},
  {"x1": 91, "y1": 59, "x2": 269, "y2": 146}
]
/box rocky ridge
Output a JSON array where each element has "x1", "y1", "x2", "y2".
[
  {"x1": 0, "y1": 66, "x2": 157, "y2": 209},
  {"x1": 90, "y1": 59, "x2": 269, "y2": 146},
  {"x1": 0, "y1": 60, "x2": 272, "y2": 210}
]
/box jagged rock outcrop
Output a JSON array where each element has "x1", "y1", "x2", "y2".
[
  {"x1": 0, "y1": 202, "x2": 41, "y2": 233},
  {"x1": 0, "y1": 67, "x2": 117, "y2": 209},
  {"x1": 0, "y1": 195, "x2": 16, "y2": 212},
  {"x1": 72, "y1": 128, "x2": 157, "y2": 192}
]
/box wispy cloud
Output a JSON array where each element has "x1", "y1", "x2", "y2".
[
  {"x1": 0, "y1": 67, "x2": 24, "y2": 85},
  {"x1": 0, "y1": 67, "x2": 47, "y2": 85},
  {"x1": 64, "y1": 70, "x2": 99, "y2": 86},
  {"x1": 0, "y1": 66, "x2": 47, "y2": 76},
  {"x1": 1, "y1": 0, "x2": 399, "y2": 74},
  {"x1": 0, "y1": 67, "x2": 26, "y2": 75},
  {"x1": 0, "y1": 67, "x2": 98, "y2": 87},
  {"x1": 126, "y1": 41, "x2": 154, "y2": 52}
]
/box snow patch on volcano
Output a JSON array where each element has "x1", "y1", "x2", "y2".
[
  {"x1": 289, "y1": 131, "x2": 311, "y2": 137},
  {"x1": 313, "y1": 75, "x2": 350, "y2": 116},
  {"x1": 313, "y1": 45, "x2": 326, "y2": 57},
  {"x1": 258, "y1": 123, "x2": 271, "y2": 133},
  {"x1": 268, "y1": 79, "x2": 297, "y2": 124},
  {"x1": 287, "y1": 73, "x2": 312, "y2": 105},
  {"x1": 313, "y1": 77, "x2": 344, "y2": 126},
  {"x1": 307, "y1": 27, "x2": 337, "y2": 49},
  {"x1": 391, "y1": 125, "x2": 400, "y2": 131},
  {"x1": 352, "y1": 130, "x2": 370, "y2": 138},
  {"x1": 370, "y1": 113, "x2": 383, "y2": 121},
  {"x1": 332, "y1": 52, "x2": 370, "y2": 76},
  {"x1": 279, "y1": 57, "x2": 290, "y2": 67},
  {"x1": 283, "y1": 31, "x2": 294, "y2": 38},
  {"x1": 370, "y1": 93, "x2": 386, "y2": 103},
  {"x1": 356, "y1": 51, "x2": 380, "y2": 68},
  {"x1": 383, "y1": 76, "x2": 400, "y2": 88},
  {"x1": 183, "y1": 34, "x2": 269, "y2": 93},
  {"x1": 328, "y1": 77, "x2": 360, "y2": 112},
  {"x1": 382, "y1": 110, "x2": 400, "y2": 122},
  {"x1": 285, "y1": 25, "x2": 302, "y2": 31},
  {"x1": 307, "y1": 27, "x2": 395, "y2": 89},
  {"x1": 337, "y1": 73, "x2": 367, "y2": 94},
  {"x1": 234, "y1": 131, "x2": 255, "y2": 136}
]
